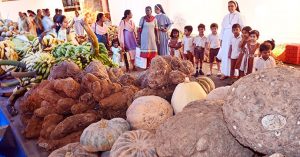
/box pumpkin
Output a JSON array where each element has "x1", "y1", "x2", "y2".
[
  {"x1": 110, "y1": 130, "x2": 157, "y2": 157},
  {"x1": 126, "y1": 96, "x2": 173, "y2": 132},
  {"x1": 48, "y1": 142, "x2": 98, "y2": 157},
  {"x1": 171, "y1": 77, "x2": 207, "y2": 114},
  {"x1": 80, "y1": 118, "x2": 130, "y2": 152},
  {"x1": 195, "y1": 76, "x2": 215, "y2": 94},
  {"x1": 207, "y1": 86, "x2": 230, "y2": 100}
]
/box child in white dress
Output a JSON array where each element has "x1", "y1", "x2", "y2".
[{"x1": 111, "y1": 39, "x2": 122, "y2": 67}]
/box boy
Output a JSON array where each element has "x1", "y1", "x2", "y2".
[
  {"x1": 183, "y1": 25, "x2": 194, "y2": 65},
  {"x1": 193, "y1": 24, "x2": 208, "y2": 76},
  {"x1": 228, "y1": 24, "x2": 242, "y2": 78},
  {"x1": 255, "y1": 43, "x2": 276, "y2": 72},
  {"x1": 207, "y1": 23, "x2": 221, "y2": 76}
]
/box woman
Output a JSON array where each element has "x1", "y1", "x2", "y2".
[
  {"x1": 217, "y1": 0, "x2": 244, "y2": 80},
  {"x1": 155, "y1": 4, "x2": 172, "y2": 56},
  {"x1": 118, "y1": 10, "x2": 138, "y2": 71},
  {"x1": 70, "y1": 10, "x2": 84, "y2": 36},
  {"x1": 91, "y1": 13, "x2": 108, "y2": 48},
  {"x1": 139, "y1": 6, "x2": 159, "y2": 68},
  {"x1": 56, "y1": 15, "x2": 68, "y2": 42},
  {"x1": 27, "y1": 10, "x2": 37, "y2": 36},
  {"x1": 35, "y1": 9, "x2": 44, "y2": 37}
]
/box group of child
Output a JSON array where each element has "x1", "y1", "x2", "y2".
[
  {"x1": 168, "y1": 23, "x2": 276, "y2": 79},
  {"x1": 109, "y1": 22, "x2": 276, "y2": 77}
]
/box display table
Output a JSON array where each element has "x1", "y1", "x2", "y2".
[{"x1": 0, "y1": 97, "x2": 49, "y2": 157}]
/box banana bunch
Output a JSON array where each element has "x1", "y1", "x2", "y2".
[
  {"x1": 42, "y1": 33, "x2": 61, "y2": 49},
  {"x1": 52, "y1": 42, "x2": 76, "y2": 58},
  {"x1": 31, "y1": 37, "x2": 41, "y2": 52},
  {"x1": 0, "y1": 41, "x2": 18, "y2": 60},
  {"x1": 21, "y1": 52, "x2": 55, "y2": 79}
]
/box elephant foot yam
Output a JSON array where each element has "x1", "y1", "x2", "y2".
[
  {"x1": 79, "y1": 93, "x2": 96, "y2": 105},
  {"x1": 23, "y1": 116, "x2": 43, "y2": 139},
  {"x1": 84, "y1": 61, "x2": 109, "y2": 80},
  {"x1": 53, "y1": 77, "x2": 80, "y2": 99},
  {"x1": 39, "y1": 88, "x2": 63, "y2": 104},
  {"x1": 38, "y1": 131, "x2": 82, "y2": 151},
  {"x1": 56, "y1": 98, "x2": 77, "y2": 115},
  {"x1": 40, "y1": 114, "x2": 64, "y2": 139},
  {"x1": 50, "y1": 113, "x2": 97, "y2": 139},
  {"x1": 71, "y1": 103, "x2": 94, "y2": 115},
  {"x1": 48, "y1": 61, "x2": 81, "y2": 80}
]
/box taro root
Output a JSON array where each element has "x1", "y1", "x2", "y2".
[
  {"x1": 23, "y1": 116, "x2": 43, "y2": 139},
  {"x1": 155, "y1": 100, "x2": 253, "y2": 157},
  {"x1": 119, "y1": 74, "x2": 137, "y2": 86},
  {"x1": 223, "y1": 67, "x2": 300, "y2": 156},
  {"x1": 134, "y1": 85, "x2": 176, "y2": 102},
  {"x1": 111, "y1": 130, "x2": 157, "y2": 157},
  {"x1": 49, "y1": 142, "x2": 98, "y2": 157},
  {"x1": 50, "y1": 113, "x2": 97, "y2": 139},
  {"x1": 147, "y1": 56, "x2": 172, "y2": 89},
  {"x1": 126, "y1": 96, "x2": 173, "y2": 133},
  {"x1": 40, "y1": 114, "x2": 64, "y2": 139},
  {"x1": 169, "y1": 70, "x2": 186, "y2": 84},
  {"x1": 53, "y1": 77, "x2": 81, "y2": 99},
  {"x1": 38, "y1": 131, "x2": 82, "y2": 151},
  {"x1": 84, "y1": 61, "x2": 109, "y2": 79},
  {"x1": 48, "y1": 61, "x2": 81, "y2": 80}
]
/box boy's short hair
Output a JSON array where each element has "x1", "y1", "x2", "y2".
[
  {"x1": 198, "y1": 23, "x2": 205, "y2": 30},
  {"x1": 184, "y1": 25, "x2": 193, "y2": 32},
  {"x1": 232, "y1": 23, "x2": 241, "y2": 30},
  {"x1": 242, "y1": 26, "x2": 252, "y2": 33},
  {"x1": 250, "y1": 30, "x2": 260, "y2": 38},
  {"x1": 210, "y1": 23, "x2": 218, "y2": 29},
  {"x1": 260, "y1": 43, "x2": 272, "y2": 53}
]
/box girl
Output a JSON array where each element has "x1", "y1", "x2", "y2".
[
  {"x1": 155, "y1": 4, "x2": 172, "y2": 56},
  {"x1": 237, "y1": 30, "x2": 260, "y2": 75},
  {"x1": 57, "y1": 15, "x2": 68, "y2": 42},
  {"x1": 111, "y1": 39, "x2": 123, "y2": 68},
  {"x1": 70, "y1": 10, "x2": 84, "y2": 36},
  {"x1": 118, "y1": 10, "x2": 138, "y2": 71},
  {"x1": 263, "y1": 39, "x2": 276, "y2": 58},
  {"x1": 217, "y1": 0, "x2": 244, "y2": 80},
  {"x1": 91, "y1": 13, "x2": 109, "y2": 48},
  {"x1": 139, "y1": 6, "x2": 159, "y2": 68},
  {"x1": 168, "y1": 28, "x2": 182, "y2": 58}
]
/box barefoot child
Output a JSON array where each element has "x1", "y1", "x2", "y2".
[
  {"x1": 255, "y1": 42, "x2": 276, "y2": 72},
  {"x1": 228, "y1": 24, "x2": 242, "y2": 78},
  {"x1": 182, "y1": 25, "x2": 194, "y2": 64},
  {"x1": 193, "y1": 24, "x2": 208, "y2": 76},
  {"x1": 111, "y1": 39, "x2": 123, "y2": 68},
  {"x1": 207, "y1": 23, "x2": 221, "y2": 76},
  {"x1": 168, "y1": 28, "x2": 182, "y2": 58}
]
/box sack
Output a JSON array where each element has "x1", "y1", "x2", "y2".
[{"x1": 135, "y1": 47, "x2": 147, "y2": 69}]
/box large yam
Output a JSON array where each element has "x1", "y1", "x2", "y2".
[
  {"x1": 134, "y1": 85, "x2": 176, "y2": 102},
  {"x1": 147, "y1": 56, "x2": 172, "y2": 89},
  {"x1": 50, "y1": 113, "x2": 97, "y2": 139},
  {"x1": 84, "y1": 61, "x2": 109, "y2": 79},
  {"x1": 169, "y1": 70, "x2": 186, "y2": 84},
  {"x1": 53, "y1": 77, "x2": 81, "y2": 99},
  {"x1": 155, "y1": 100, "x2": 253, "y2": 157},
  {"x1": 48, "y1": 61, "x2": 81, "y2": 80},
  {"x1": 223, "y1": 67, "x2": 300, "y2": 156}
]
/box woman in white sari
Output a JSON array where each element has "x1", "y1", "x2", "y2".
[{"x1": 217, "y1": 0, "x2": 244, "y2": 80}]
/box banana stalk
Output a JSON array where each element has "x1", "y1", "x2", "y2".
[
  {"x1": 0, "y1": 79, "x2": 20, "y2": 87},
  {"x1": 80, "y1": 18, "x2": 99, "y2": 56},
  {"x1": 0, "y1": 71, "x2": 36, "y2": 79},
  {"x1": 0, "y1": 60, "x2": 27, "y2": 69},
  {"x1": 7, "y1": 86, "x2": 27, "y2": 116}
]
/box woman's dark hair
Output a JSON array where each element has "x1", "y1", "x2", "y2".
[
  {"x1": 122, "y1": 10, "x2": 131, "y2": 20},
  {"x1": 145, "y1": 6, "x2": 152, "y2": 11},
  {"x1": 184, "y1": 25, "x2": 193, "y2": 32},
  {"x1": 170, "y1": 28, "x2": 180, "y2": 38},
  {"x1": 155, "y1": 4, "x2": 165, "y2": 14},
  {"x1": 198, "y1": 23, "x2": 205, "y2": 30},
  {"x1": 228, "y1": 1, "x2": 240, "y2": 12},
  {"x1": 259, "y1": 43, "x2": 272, "y2": 53},
  {"x1": 56, "y1": 15, "x2": 66, "y2": 33},
  {"x1": 112, "y1": 38, "x2": 120, "y2": 45},
  {"x1": 264, "y1": 39, "x2": 276, "y2": 50},
  {"x1": 250, "y1": 30, "x2": 260, "y2": 38},
  {"x1": 210, "y1": 23, "x2": 218, "y2": 29},
  {"x1": 96, "y1": 13, "x2": 104, "y2": 22},
  {"x1": 242, "y1": 26, "x2": 252, "y2": 34},
  {"x1": 232, "y1": 23, "x2": 241, "y2": 30}
]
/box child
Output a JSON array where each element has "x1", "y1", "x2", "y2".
[
  {"x1": 193, "y1": 24, "x2": 208, "y2": 76},
  {"x1": 57, "y1": 15, "x2": 68, "y2": 42},
  {"x1": 168, "y1": 28, "x2": 182, "y2": 58},
  {"x1": 235, "y1": 26, "x2": 252, "y2": 77},
  {"x1": 228, "y1": 24, "x2": 242, "y2": 78},
  {"x1": 182, "y1": 25, "x2": 194, "y2": 64},
  {"x1": 207, "y1": 23, "x2": 221, "y2": 76},
  {"x1": 237, "y1": 30, "x2": 260, "y2": 75},
  {"x1": 263, "y1": 39, "x2": 276, "y2": 58},
  {"x1": 255, "y1": 43, "x2": 276, "y2": 72},
  {"x1": 111, "y1": 39, "x2": 123, "y2": 68}
]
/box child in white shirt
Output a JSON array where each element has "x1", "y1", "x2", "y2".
[
  {"x1": 255, "y1": 43, "x2": 276, "y2": 72},
  {"x1": 207, "y1": 23, "x2": 221, "y2": 76},
  {"x1": 193, "y1": 24, "x2": 208, "y2": 76},
  {"x1": 182, "y1": 25, "x2": 194, "y2": 65},
  {"x1": 228, "y1": 24, "x2": 242, "y2": 78}
]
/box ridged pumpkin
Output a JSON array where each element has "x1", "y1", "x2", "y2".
[
  {"x1": 110, "y1": 130, "x2": 158, "y2": 157},
  {"x1": 80, "y1": 118, "x2": 130, "y2": 152},
  {"x1": 48, "y1": 142, "x2": 98, "y2": 157},
  {"x1": 171, "y1": 77, "x2": 207, "y2": 114}
]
